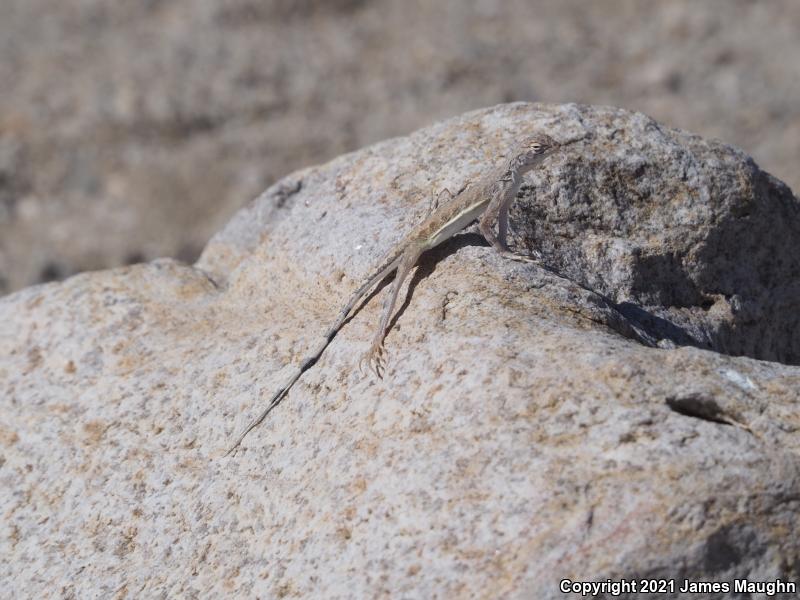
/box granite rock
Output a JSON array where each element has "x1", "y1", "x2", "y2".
[
  {"x1": 2, "y1": 104, "x2": 799, "y2": 598},
  {"x1": 2, "y1": 0, "x2": 800, "y2": 295}
]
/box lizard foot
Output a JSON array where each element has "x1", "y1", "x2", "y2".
[
  {"x1": 359, "y1": 340, "x2": 388, "y2": 379},
  {"x1": 499, "y1": 250, "x2": 540, "y2": 264}
]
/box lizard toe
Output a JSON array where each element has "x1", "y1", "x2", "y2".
[{"x1": 500, "y1": 251, "x2": 538, "y2": 264}]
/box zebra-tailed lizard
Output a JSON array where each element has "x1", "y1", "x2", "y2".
[{"x1": 227, "y1": 133, "x2": 571, "y2": 455}]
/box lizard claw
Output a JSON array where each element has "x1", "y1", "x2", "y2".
[
  {"x1": 499, "y1": 250, "x2": 539, "y2": 264},
  {"x1": 360, "y1": 340, "x2": 388, "y2": 379},
  {"x1": 358, "y1": 354, "x2": 369, "y2": 376}
]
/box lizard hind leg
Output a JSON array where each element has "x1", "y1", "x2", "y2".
[
  {"x1": 359, "y1": 248, "x2": 421, "y2": 379},
  {"x1": 425, "y1": 187, "x2": 453, "y2": 219},
  {"x1": 359, "y1": 336, "x2": 388, "y2": 379}
]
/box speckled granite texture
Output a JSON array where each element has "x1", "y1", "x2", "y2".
[{"x1": 2, "y1": 104, "x2": 799, "y2": 598}]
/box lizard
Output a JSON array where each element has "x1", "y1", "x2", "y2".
[{"x1": 226, "y1": 133, "x2": 568, "y2": 455}]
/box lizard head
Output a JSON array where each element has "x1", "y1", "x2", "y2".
[{"x1": 513, "y1": 134, "x2": 560, "y2": 172}]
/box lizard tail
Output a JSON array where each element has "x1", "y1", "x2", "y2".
[
  {"x1": 224, "y1": 365, "x2": 303, "y2": 456},
  {"x1": 225, "y1": 330, "x2": 334, "y2": 456},
  {"x1": 225, "y1": 251, "x2": 403, "y2": 456}
]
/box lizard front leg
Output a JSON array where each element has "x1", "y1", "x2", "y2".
[
  {"x1": 497, "y1": 204, "x2": 510, "y2": 250},
  {"x1": 478, "y1": 183, "x2": 537, "y2": 263}
]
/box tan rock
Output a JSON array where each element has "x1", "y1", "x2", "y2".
[{"x1": 1, "y1": 104, "x2": 799, "y2": 598}]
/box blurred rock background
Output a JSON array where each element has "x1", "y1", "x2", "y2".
[{"x1": 1, "y1": 0, "x2": 798, "y2": 295}]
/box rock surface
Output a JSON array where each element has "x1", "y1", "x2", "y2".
[
  {"x1": 2, "y1": 104, "x2": 800, "y2": 598},
  {"x1": 2, "y1": 0, "x2": 800, "y2": 295}
]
